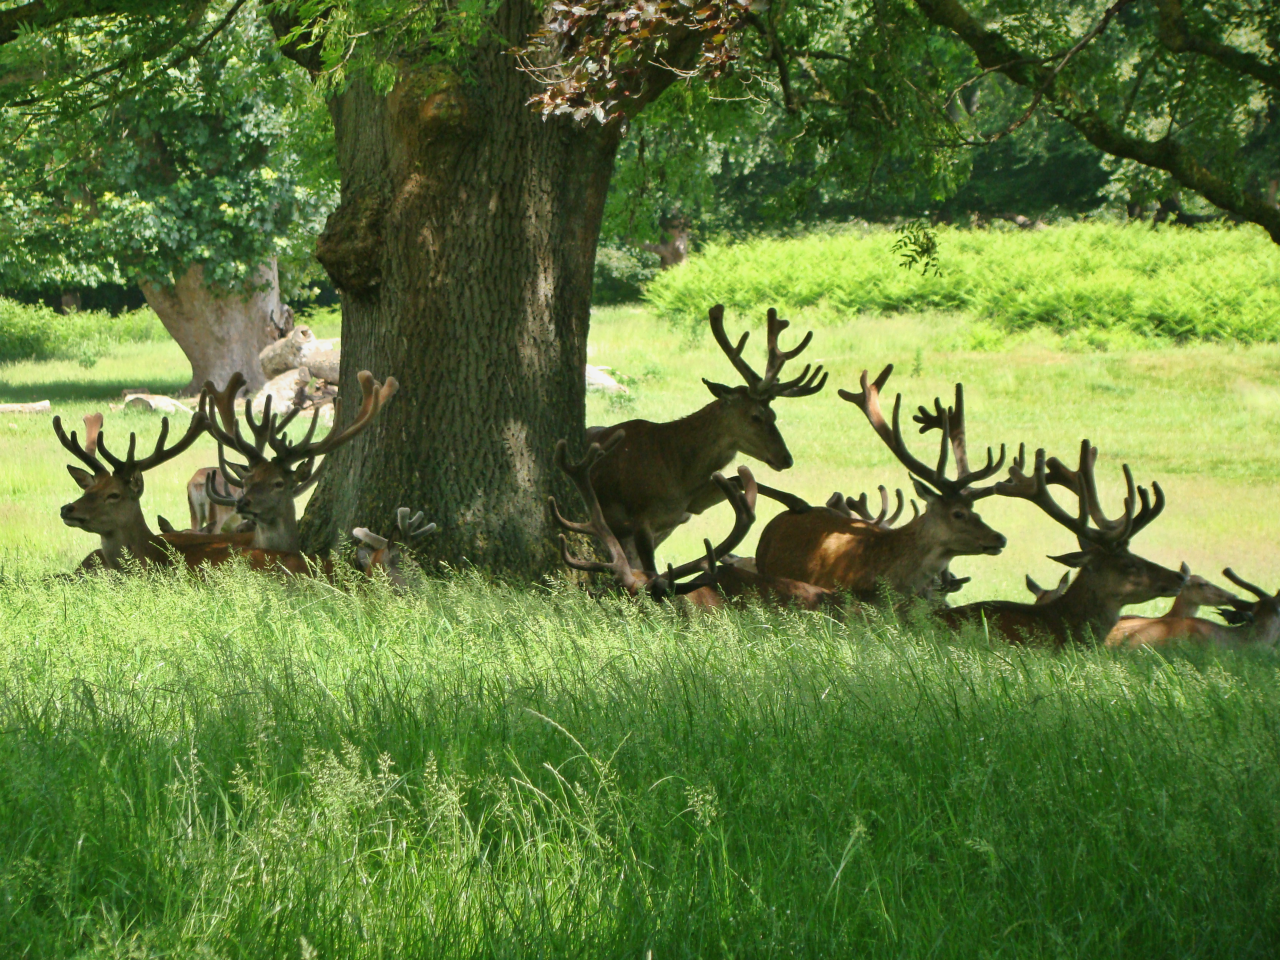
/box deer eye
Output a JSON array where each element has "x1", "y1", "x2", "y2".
[
  {"x1": 273, "y1": 480, "x2": 286, "y2": 490},
  {"x1": 106, "y1": 493, "x2": 121, "y2": 502},
  {"x1": 952, "y1": 509, "x2": 966, "y2": 520}
]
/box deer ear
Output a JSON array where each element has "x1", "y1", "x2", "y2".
[
  {"x1": 703, "y1": 378, "x2": 738, "y2": 400},
  {"x1": 126, "y1": 472, "x2": 145, "y2": 497},
  {"x1": 67, "y1": 465, "x2": 96, "y2": 489},
  {"x1": 293, "y1": 459, "x2": 314, "y2": 484},
  {"x1": 1049, "y1": 551, "x2": 1090, "y2": 568},
  {"x1": 910, "y1": 477, "x2": 941, "y2": 503}
]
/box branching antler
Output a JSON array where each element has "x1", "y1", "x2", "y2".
[
  {"x1": 843, "y1": 485, "x2": 917, "y2": 528},
  {"x1": 660, "y1": 466, "x2": 758, "y2": 589},
  {"x1": 549, "y1": 433, "x2": 641, "y2": 594},
  {"x1": 53, "y1": 412, "x2": 108, "y2": 475},
  {"x1": 840, "y1": 366, "x2": 1006, "y2": 498},
  {"x1": 707, "y1": 304, "x2": 827, "y2": 400},
  {"x1": 85, "y1": 398, "x2": 208, "y2": 479}
]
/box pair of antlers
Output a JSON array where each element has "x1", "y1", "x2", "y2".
[
  {"x1": 548, "y1": 433, "x2": 757, "y2": 598},
  {"x1": 996, "y1": 440, "x2": 1164, "y2": 550},
  {"x1": 54, "y1": 401, "x2": 209, "y2": 480},
  {"x1": 708, "y1": 304, "x2": 828, "y2": 400},
  {"x1": 352, "y1": 508, "x2": 437, "y2": 552},
  {"x1": 840, "y1": 365, "x2": 1007, "y2": 499},
  {"x1": 201, "y1": 370, "x2": 398, "y2": 484}
]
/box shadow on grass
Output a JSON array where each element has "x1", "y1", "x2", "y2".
[{"x1": 0, "y1": 376, "x2": 191, "y2": 404}]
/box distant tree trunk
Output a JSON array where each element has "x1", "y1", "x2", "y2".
[
  {"x1": 139, "y1": 259, "x2": 287, "y2": 396},
  {"x1": 292, "y1": 33, "x2": 623, "y2": 577}
]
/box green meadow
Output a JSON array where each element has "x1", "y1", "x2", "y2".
[{"x1": 2, "y1": 223, "x2": 1279, "y2": 957}]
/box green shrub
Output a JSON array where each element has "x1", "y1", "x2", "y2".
[
  {"x1": 644, "y1": 221, "x2": 1280, "y2": 342},
  {"x1": 0, "y1": 297, "x2": 166, "y2": 367},
  {"x1": 593, "y1": 242, "x2": 661, "y2": 304}
]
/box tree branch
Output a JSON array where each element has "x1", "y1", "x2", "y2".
[
  {"x1": 913, "y1": 0, "x2": 1280, "y2": 244},
  {"x1": 1154, "y1": 0, "x2": 1280, "y2": 91}
]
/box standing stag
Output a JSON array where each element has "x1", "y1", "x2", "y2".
[
  {"x1": 202, "y1": 370, "x2": 398, "y2": 553},
  {"x1": 550, "y1": 436, "x2": 831, "y2": 609},
  {"x1": 756, "y1": 368, "x2": 1007, "y2": 599},
  {"x1": 942, "y1": 442, "x2": 1186, "y2": 644},
  {"x1": 584, "y1": 304, "x2": 826, "y2": 576}
]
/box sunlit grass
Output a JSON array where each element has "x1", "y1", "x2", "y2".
[{"x1": 0, "y1": 569, "x2": 1277, "y2": 957}]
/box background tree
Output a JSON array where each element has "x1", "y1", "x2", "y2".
[{"x1": 0, "y1": 6, "x2": 336, "y2": 392}]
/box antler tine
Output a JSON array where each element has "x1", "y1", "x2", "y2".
[
  {"x1": 1128, "y1": 478, "x2": 1165, "y2": 539},
  {"x1": 661, "y1": 466, "x2": 758, "y2": 583},
  {"x1": 913, "y1": 382, "x2": 1006, "y2": 496},
  {"x1": 550, "y1": 435, "x2": 639, "y2": 593},
  {"x1": 995, "y1": 444, "x2": 1103, "y2": 547},
  {"x1": 1223, "y1": 568, "x2": 1272, "y2": 600},
  {"x1": 707, "y1": 304, "x2": 763, "y2": 392},
  {"x1": 666, "y1": 539, "x2": 721, "y2": 598},
  {"x1": 759, "y1": 307, "x2": 823, "y2": 396},
  {"x1": 94, "y1": 424, "x2": 139, "y2": 473},
  {"x1": 838, "y1": 365, "x2": 895, "y2": 442},
  {"x1": 396, "y1": 507, "x2": 436, "y2": 541},
  {"x1": 352, "y1": 528, "x2": 389, "y2": 550},
  {"x1": 216, "y1": 441, "x2": 248, "y2": 485},
  {"x1": 205, "y1": 467, "x2": 240, "y2": 508},
  {"x1": 242, "y1": 393, "x2": 275, "y2": 456},
  {"x1": 266, "y1": 403, "x2": 322, "y2": 460},
  {"x1": 278, "y1": 371, "x2": 398, "y2": 465},
  {"x1": 825, "y1": 492, "x2": 854, "y2": 518},
  {"x1": 104, "y1": 399, "x2": 210, "y2": 476},
  {"x1": 884, "y1": 486, "x2": 906, "y2": 526},
  {"x1": 53, "y1": 415, "x2": 108, "y2": 474},
  {"x1": 200, "y1": 382, "x2": 263, "y2": 466}
]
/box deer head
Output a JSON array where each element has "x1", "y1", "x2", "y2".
[
  {"x1": 1026, "y1": 572, "x2": 1072, "y2": 604},
  {"x1": 202, "y1": 370, "x2": 398, "y2": 552},
  {"x1": 839, "y1": 366, "x2": 1008, "y2": 561},
  {"x1": 352, "y1": 508, "x2": 436, "y2": 588},
  {"x1": 703, "y1": 304, "x2": 827, "y2": 471},
  {"x1": 55, "y1": 403, "x2": 208, "y2": 565},
  {"x1": 997, "y1": 441, "x2": 1186, "y2": 616},
  {"x1": 1218, "y1": 569, "x2": 1280, "y2": 646}
]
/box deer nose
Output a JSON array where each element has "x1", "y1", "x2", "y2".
[
  {"x1": 993, "y1": 533, "x2": 1008, "y2": 548},
  {"x1": 60, "y1": 503, "x2": 74, "y2": 519}
]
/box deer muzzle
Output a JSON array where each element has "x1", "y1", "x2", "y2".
[{"x1": 60, "y1": 502, "x2": 87, "y2": 528}]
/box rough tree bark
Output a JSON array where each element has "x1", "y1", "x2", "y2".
[
  {"x1": 139, "y1": 259, "x2": 288, "y2": 395},
  {"x1": 279, "y1": 3, "x2": 695, "y2": 577}
]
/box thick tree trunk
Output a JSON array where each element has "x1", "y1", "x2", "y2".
[
  {"x1": 295, "y1": 6, "x2": 622, "y2": 577},
  {"x1": 140, "y1": 260, "x2": 287, "y2": 395}
]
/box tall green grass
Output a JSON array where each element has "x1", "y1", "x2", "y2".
[
  {"x1": 645, "y1": 222, "x2": 1280, "y2": 342},
  {"x1": 1, "y1": 567, "x2": 1278, "y2": 958},
  {"x1": 0, "y1": 298, "x2": 166, "y2": 367}
]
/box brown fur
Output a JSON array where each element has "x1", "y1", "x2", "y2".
[{"x1": 756, "y1": 501, "x2": 1005, "y2": 600}]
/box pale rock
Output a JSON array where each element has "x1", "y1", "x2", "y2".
[
  {"x1": 586, "y1": 364, "x2": 627, "y2": 394},
  {"x1": 0, "y1": 400, "x2": 51, "y2": 414},
  {"x1": 123, "y1": 395, "x2": 193, "y2": 415},
  {"x1": 253, "y1": 367, "x2": 311, "y2": 415},
  {"x1": 260, "y1": 326, "x2": 341, "y2": 381}
]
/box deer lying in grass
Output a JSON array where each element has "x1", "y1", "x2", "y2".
[
  {"x1": 1211, "y1": 570, "x2": 1280, "y2": 647},
  {"x1": 756, "y1": 369, "x2": 1007, "y2": 600},
  {"x1": 352, "y1": 508, "x2": 437, "y2": 589},
  {"x1": 550, "y1": 436, "x2": 831, "y2": 610},
  {"x1": 584, "y1": 304, "x2": 826, "y2": 578},
  {"x1": 941, "y1": 442, "x2": 1186, "y2": 645},
  {"x1": 202, "y1": 370, "x2": 398, "y2": 553},
  {"x1": 1100, "y1": 564, "x2": 1239, "y2": 646},
  {"x1": 55, "y1": 407, "x2": 218, "y2": 569}
]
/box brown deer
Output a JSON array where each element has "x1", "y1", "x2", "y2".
[
  {"x1": 1104, "y1": 565, "x2": 1243, "y2": 647},
  {"x1": 549, "y1": 436, "x2": 831, "y2": 610},
  {"x1": 55, "y1": 407, "x2": 215, "y2": 569},
  {"x1": 186, "y1": 465, "x2": 243, "y2": 533},
  {"x1": 584, "y1": 304, "x2": 826, "y2": 577},
  {"x1": 1025, "y1": 572, "x2": 1071, "y2": 604},
  {"x1": 202, "y1": 370, "x2": 398, "y2": 553},
  {"x1": 352, "y1": 508, "x2": 437, "y2": 589},
  {"x1": 941, "y1": 442, "x2": 1186, "y2": 645},
  {"x1": 1209, "y1": 570, "x2": 1280, "y2": 647},
  {"x1": 756, "y1": 368, "x2": 1007, "y2": 599}
]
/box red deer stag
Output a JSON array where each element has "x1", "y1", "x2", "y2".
[
  {"x1": 54, "y1": 406, "x2": 233, "y2": 569},
  {"x1": 549, "y1": 437, "x2": 831, "y2": 610},
  {"x1": 941, "y1": 442, "x2": 1186, "y2": 645},
  {"x1": 187, "y1": 465, "x2": 244, "y2": 533},
  {"x1": 352, "y1": 508, "x2": 437, "y2": 589},
  {"x1": 202, "y1": 370, "x2": 398, "y2": 553},
  {"x1": 584, "y1": 304, "x2": 826, "y2": 577},
  {"x1": 756, "y1": 368, "x2": 1007, "y2": 599}
]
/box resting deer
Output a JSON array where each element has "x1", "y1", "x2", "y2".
[
  {"x1": 550, "y1": 436, "x2": 831, "y2": 610},
  {"x1": 202, "y1": 370, "x2": 398, "y2": 553},
  {"x1": 352, "y1": 508, "x2": 437, "y2": 589},
  {"x1": 1104, "y1": 565, "x2": 1244, "y2": 647},
  {"x1": 1025, "y1": 572, "x2": 1071, "y2": 604},
  {"x1": 584, "y1": 304, "x2": 826, "y2": 577},
  {"x1": 756, "y1": 368, "x2": 1007, "y2": 599},
  {"x1": 55, "y1": 407, "x2": 215, "y2": 569},
  {"x1": 1210, "y1": 570, "x2": 1280, "y2": 647},
  {"x1": 941, "y1": 442, "x2": 1186, "y2": 645}
]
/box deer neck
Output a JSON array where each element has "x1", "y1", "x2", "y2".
[
  {"x1": 251, "y1": 499, "x2": 301, "y2": 553},
  {"x1": 1167, "y1": 593, "x2": 1199, "y2": 618},
  {"x1": 99, "y1": 500, "x2": 158, "y2": 567},
  {"x1": 878, "y1": 513, "x2": 953, "y2": 596},
  {"x1": 1049, "y1": 572, "x2": 1122, "y2": 642},
  {"x1": 668, "y1": 401, "x2": 743, "y2": 491}
]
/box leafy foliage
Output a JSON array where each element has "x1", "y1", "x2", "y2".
[
  {"x1": 0, "y1": 297, "x2": 164, "y2": 367},
  {"x1": 645, "y1": 221, "x2": 1280, "y2": 342}
]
